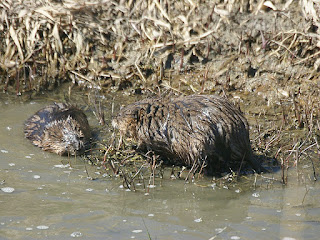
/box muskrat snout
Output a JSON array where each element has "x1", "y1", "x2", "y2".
[{"x1": 62, "y1": 129, "x2": 85, "y2": 153}]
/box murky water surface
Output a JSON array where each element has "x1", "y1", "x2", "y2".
[{"x1": 1, "y1": 90, "x2": 320, "y2": 240}]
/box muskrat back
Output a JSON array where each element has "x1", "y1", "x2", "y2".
[
  {"x1": 112, "y1": 95, "x2": 262, "y2": 175},
  {"x1": 24, "y1": 103, "x2": 91, "y2": 156}
]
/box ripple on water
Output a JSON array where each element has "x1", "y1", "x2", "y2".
[
  {"x1": 1, "y1": 187, "x2": 15, "y2": 193},
  {"x1": 231, "y1": 236, "x2": 240, "y2": 240},
  {"x1": 70, "y1": 231, "x2": 82, "y2": 237},
  {"x1": 54, "y1": 164, "x2": 70, "y2": 168},
  {"x1": 36, "y1": 225, "x2": 49, "y2": 230},
  {"x1": 252, "y1": 192, "x2": 260, "y2": 198}
]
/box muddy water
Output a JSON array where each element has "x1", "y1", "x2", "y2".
[{"x1": 1, "y1": 91, "x2": 320, "y2": 240}]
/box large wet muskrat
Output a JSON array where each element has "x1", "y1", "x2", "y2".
[
  {"x1": 24, "y1": 103, "x2": 91, "y2": 155},
  {"x1": 112, "y1": 95, "x2": 262, "y2": 175}
]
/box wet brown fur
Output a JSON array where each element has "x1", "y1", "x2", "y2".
[
  {"x1": 112, "y1": 95, "x2": 262, "y2": 175},
  {"x1": 24, "y1": 103, "x2": 91, "y2": 155}
]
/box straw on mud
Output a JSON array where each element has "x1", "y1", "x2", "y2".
[{"x1": 1, "y1": 0, "x2": 320, "y2": 97}]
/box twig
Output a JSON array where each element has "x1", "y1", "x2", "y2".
[{"x1": 295, "y1": 50, "x2": 320, "y2": 65}]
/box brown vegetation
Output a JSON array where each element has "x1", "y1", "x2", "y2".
[{"x1": 0, "y1": 0, "x2": 319, "y2": 95}]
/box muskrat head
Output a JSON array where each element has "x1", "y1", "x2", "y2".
[
  {"x1": 112, "y1": 104, "x2": 141, "y2": 139},
  {"x1": 42, "y1": 116, "x2": 86, "y2": 155}
]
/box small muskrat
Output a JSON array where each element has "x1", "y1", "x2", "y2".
[
  {"x1": 24, "y1": 103, "x2": 91, "y2": 156},
  {"x1": 112, "y1": 95, "x2": 262, "y2": 175}
]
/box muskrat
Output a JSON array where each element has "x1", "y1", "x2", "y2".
[
  {"x1": 112, "y1": 95, "x2": 263, "y2": 175},
  {"x1": 24, "y1": 103, "x2": 91, "y2": 156}
]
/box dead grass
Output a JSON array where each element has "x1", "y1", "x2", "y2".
[{"x1": 0, "y1": 0, "x2": 319, "y2": 96}]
